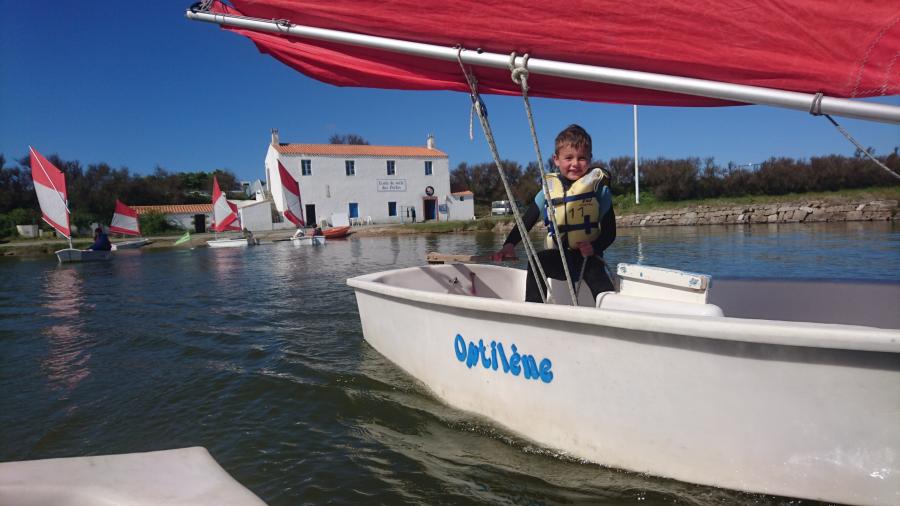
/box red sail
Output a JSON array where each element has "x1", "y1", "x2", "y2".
[
  {"x1": 279, "y1": 161, "x2": 305, "y2": 227},
  {"x1": 212, "y1": 0, "x2": 898, "y2": 106},
  {"x1": 29, "y1": 147, "x2": 71, "y2": 238},
  {"x1": 109, "y1": 199, "x2": 141, "y2": 236},
  {"x1": 211, "y1": 176, "x2": 239, "y2": 232}
]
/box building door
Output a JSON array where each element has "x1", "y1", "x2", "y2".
[
  {"x1": 194, "y1": 214, "x2": 206, "y2": 233},
  {"x1": 349, "y1": 202, "x2": 359, "y2": 219},
  {"x1": 305, "y1": 204, "x2": 316, "y2": 227},
  {"x1": 424, "y1": 198, "x2": 437, "y2": 221}
]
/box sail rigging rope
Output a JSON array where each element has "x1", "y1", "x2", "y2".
[
  {"x1": 808, "y1": 92, "x2": 899, "y2": 180},
  {"x1": 455, "y1": 47, "x2": 549, "y2": 303},
  {"x1": 509, "y1": 52, "x2": 579, "y2": 305},
  {"x1": 826, "y1": 119, "x2": 900, "y2": 180}
]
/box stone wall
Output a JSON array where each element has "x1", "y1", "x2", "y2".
[{"x1": 617, "y1": 200, "x2": 897, "y2": 227}]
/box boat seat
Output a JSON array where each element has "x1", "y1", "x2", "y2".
[
  {"x1": 616, "y1": 263, "x2": 711, "y2": 304},
  {"x1": 595, "y1": 292, "x2": 724, "y2": 317}
]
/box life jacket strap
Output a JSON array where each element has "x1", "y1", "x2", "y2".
[
  {"x1": 557, "y1": 216, "x2": 600, "y2": 234},
  {"x1": 549, "y1": 191, "x2": 595, "y2": 206}
]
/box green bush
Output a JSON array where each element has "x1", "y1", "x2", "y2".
[
  {"x1": 0, "y1": 214, "x2": 14, "y2": 238},
  {"x1": 139, "y1": 211, "x2": 183, "y2": 235},
  {"x1": 8, "y1": 208, "x2": 39, "y2": 226}
]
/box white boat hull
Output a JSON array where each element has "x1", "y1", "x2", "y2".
[
  {"x1": 206, "y1": 238, "x2": 251, "y2": 248},
  {"x1": 348, "y1": 264, "x2": 900, "y2": 506},
  {"x1": 55, "y1": 248, "x2": 112, "y2": 263},
  {"x1": 111, "y1": 238, "x2": 150, "y2": 250},
  {"x1": 0, "y1": 447, "x2": 264, "y2": 505},
  {"x1": 292, "y1": 235, "x2": 326, "y2": 246}
]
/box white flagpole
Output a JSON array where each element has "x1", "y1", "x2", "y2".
[{"x1": 633, "y1": 105, "x2": 640, "y2": 205}]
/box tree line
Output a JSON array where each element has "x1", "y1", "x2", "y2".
[
  {"x1": 2, "y1": 146, "x2": 897, "y2": 237},
  {"x1": 451, "y1": 149, "x2": 900, "y2": 209}
]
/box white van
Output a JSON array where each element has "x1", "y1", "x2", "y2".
[{"x1": 490, "y1": 200, "x2": 511, "y2": 215}]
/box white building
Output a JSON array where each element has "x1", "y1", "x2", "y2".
[{"x1": 265, "y1": 130, "x2": 474, "y2": 226}]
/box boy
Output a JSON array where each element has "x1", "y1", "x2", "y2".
[{"x1": 493, "y1": 124, "x2": 616, "y2": 302}]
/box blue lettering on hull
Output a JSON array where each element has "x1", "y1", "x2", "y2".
[{"x1": 454, "y1": 334, "x2": 553, "y2": 384}]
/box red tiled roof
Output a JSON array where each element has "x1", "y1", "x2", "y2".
[
  {"x1": 132, "y1": 204, "x2": 213, "y2": 215},
  {"x1": 275, "y1": 143, "x2": 447, "y2": 158},
  {"x1": 451, "y1": 191, "x2": 474, "y2": 196}
]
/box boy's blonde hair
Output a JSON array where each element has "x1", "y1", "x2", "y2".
[{"x1": 554, "y1": 124, "x2": 592, "y2": 158}]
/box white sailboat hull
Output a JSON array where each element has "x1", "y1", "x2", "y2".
[
  {"x1": 206, "y1": 238, "x2": 251, "y2": 248},
  {"x1": 111, "y1": 238, "x2": 150, "y2": 250},
  {"x1": 348, "y1": 264, "x2": 900, "y2": 506},
  {"x1": 55, "y1": 248, "x2": 113, "y2": 263},
  {"x1": 291, "y1": 235, "x2": 326, "y2": 246}
]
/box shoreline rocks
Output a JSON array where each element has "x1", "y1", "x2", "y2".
[{"x1": 617, "y1": 200, "x2": 897, "y2": 228}]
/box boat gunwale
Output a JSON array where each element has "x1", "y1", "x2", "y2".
[{"x1": 347, "y1": 264, "x2": 900, "y2": 353}]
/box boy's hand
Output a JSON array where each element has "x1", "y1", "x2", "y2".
[
  {"x1": 576, "y1": 241, "x2": 594, "y2": 257},
  {"x1": 492, "y1": 243, "x2": 516, "y2": 261}
]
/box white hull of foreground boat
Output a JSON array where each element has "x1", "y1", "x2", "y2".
[
  {"x1": 0, "y1": 447, "x2": 264, "y2": 505},
  {"x1": 55, "y1": 248, "x2": 112, "y2": 263},
  {"x1": 111, "y1": 238, "x2": 150, "y2": 250},
  {"x1": 347, "y1": 263, "x2": 900, "y2": 506},
  {"x1": 206, "y1": 238, "x2": 251, "y2": 248},
  {"x1": 292, "y1": 235, "x2": 326, "y2": 246}
]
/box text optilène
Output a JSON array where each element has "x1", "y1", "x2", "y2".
[{"x1": 453, "y1": 334, "x2": 553, "y2": 384}]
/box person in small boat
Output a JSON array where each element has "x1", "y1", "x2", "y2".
[
  {"x1": 242, "y1": 227, "x2": 259, "y2": 244},
  {"x1": 89, "y1": 227, "x2": 112, "y2": 251},
  {"x1": 493, "y1": 124, "x2": 616, "y2": 302},
  {"x1": 313, "y1": 226, "x2": 323, "y2": 236}
]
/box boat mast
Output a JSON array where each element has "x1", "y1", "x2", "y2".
[{"x1": 186, "y1": 8, "x2": 900, "y2": 125}]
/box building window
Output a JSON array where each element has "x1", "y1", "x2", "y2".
[
  {"x1": 424, "y1": 161, "x2": 433, "y2": 176},
  {"x1": 345, "y1": 160, "x2": 355, "y2": 176},
  {"x1": 386, "y1": 160, "x2": 395, "y2": 175},
  {"x1": 388, "y1": 201, "x2": 397, "y2": 216},
  {"x1": 301, "y1": 159, "x2": 312, "y2": 176}
]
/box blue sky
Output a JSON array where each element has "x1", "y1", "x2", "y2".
[{"x1": 2, "y1": 1, "x2": 898, "y2": 183}]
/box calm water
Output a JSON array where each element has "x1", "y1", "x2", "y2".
[{"x1": 1, "y1": 222, "x2": 897, "y2": 505}]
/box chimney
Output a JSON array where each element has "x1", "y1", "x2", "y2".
[
  {"x1": 271, "y1": 128, "x2": 280, "y2": 146},
  {"x1": 426, "y1": 133, "x2": 435, "y2": 150}
]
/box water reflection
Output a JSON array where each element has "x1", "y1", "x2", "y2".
[{"x1": 40, "y1": 267, "x2": 91, "y2": 393}]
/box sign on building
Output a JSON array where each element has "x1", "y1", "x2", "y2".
[{"x1": 377, "y1": 179, "x2": 407, "y2": 192}]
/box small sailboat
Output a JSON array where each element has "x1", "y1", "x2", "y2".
[
  {"x1": 190, "y1": 3, "x2": 900, "y2": 504},
  {"x1": 206, "y1": 176, "x2": 250, "y2": 248},
  {"x1": 30, "y1": 146, "x2": 111, "y2": 263},
  {"x1": 277, "y1": 160, "x2": 325, "y2": 246},
  {"x1": 109, "y1": 199, "x2": 151, "y2": 250}
]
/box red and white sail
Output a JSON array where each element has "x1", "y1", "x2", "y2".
[
  {"x1": 109, "y1": 199, "x2": 141, "y2": 236},
  {"x1": 279, "y1": 161, "x2": 305, "y2": 227},
  {"x1": 224, "y1": 200, "x2": 243, "y2": 231},
  {"x1": 29, "y1": 146, "x2": 71, "y2": 238},
  {"x1": 211, "y1": 176, "x2": 239, "y2": 232}
]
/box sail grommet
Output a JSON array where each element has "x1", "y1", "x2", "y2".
[{"x1": 809, "y1": 92, "x2": 824, "y2": 116}]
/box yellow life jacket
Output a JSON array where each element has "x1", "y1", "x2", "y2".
[{"x1": 544, "y1": 168, "x2": 609, "y2": 250}]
